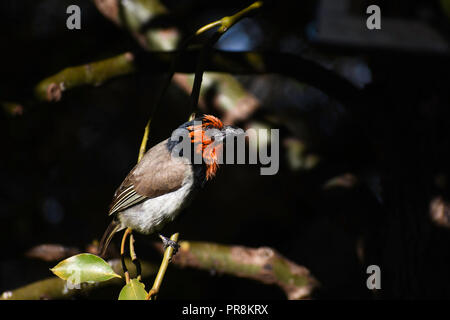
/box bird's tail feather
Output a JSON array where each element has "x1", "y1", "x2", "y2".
[{"x1": 98, "y1": 220, "x2": 121, "y2": 258}]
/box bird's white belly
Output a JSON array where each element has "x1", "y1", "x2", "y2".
[{"x1": 119, "y1": 180, "x2": 193, "y2": 235}]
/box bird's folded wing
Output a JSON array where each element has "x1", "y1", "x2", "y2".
[
  {"x1": 108, "y1": 139, "x2": 190, "y2": 216},
  {"x1": 108, "y1": 185, "x2": 146, "y2": 216}
]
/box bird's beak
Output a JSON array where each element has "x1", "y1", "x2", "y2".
[{"x1": 222, "y1": 125, "x2": 244, "y2": 140}]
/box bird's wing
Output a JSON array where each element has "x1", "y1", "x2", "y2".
[
  {"x1": 108, "y1": 139, "x2": 190, "y2": 216},
  {"x1": 108, "y1": 184, "x2": 146, "y2": 216}
]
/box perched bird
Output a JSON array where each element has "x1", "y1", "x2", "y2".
[{"x1": 99, "y1": 115, "x2": 240, "y2": 256}]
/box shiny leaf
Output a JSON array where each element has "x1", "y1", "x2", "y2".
[
  {"x1": 50, "y1": 253, "x2": 121, "y2": 284},
  {"x1": 118, "y1": 279, "x2": 148, "y2": 300}
]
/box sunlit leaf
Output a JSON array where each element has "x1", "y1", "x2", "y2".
[
  {"x1": 118, "y1": 279, "x2": 148, "y2": 300},
  {"x1": 50, "y1": 253, "x2": 121, "y2": 285}
]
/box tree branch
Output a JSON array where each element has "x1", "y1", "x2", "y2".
[
  {"x1": 2, "y1": 241, "x2": 317, "y2": 300},
  {"x1": 34, "y1": 53, "x2": 135, "y2": 102},
  {"x1": 34, "y1": 50, "x2": 359, "y2": 108},
  {"x1": 155, "y1": 241, "x2": 319, "y2": 300}
]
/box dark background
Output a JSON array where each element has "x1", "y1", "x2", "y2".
[{"x1": 0, "y1": 0, "x2": 449, "y2": 299}]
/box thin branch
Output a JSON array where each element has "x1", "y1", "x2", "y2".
[
  {"x1": 195, "y1": 1, "x2": 263, "y2": 35},
  {"x1": 195, "y1": 20, "x2": 222, "y2": 35},
  {"x1": 146, "y1": 233, "x2": 179, "y2": 300},
  {"x1": 138, "y1": 119, "x2": 151, "y2": 162}
]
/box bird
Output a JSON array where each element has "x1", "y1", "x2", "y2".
[{"x1": 98, "y1": 114, "x2": 241, "y2": 256}]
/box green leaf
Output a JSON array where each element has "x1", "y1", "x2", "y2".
[
  {"x1": 50, "y1": 253, "x2": 121, "y2": 285},
  {"x1": 118, "y1": 279, "x2": 148, "y2": 300}
]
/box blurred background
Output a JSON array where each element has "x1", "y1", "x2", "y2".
[{"x1": 0, "y1": 0, "x2": 449, "y2": 299}]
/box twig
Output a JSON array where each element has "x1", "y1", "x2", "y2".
[
  {"x1": 189, "y1": 32, "x2": 221, "y2": 115},
  {"x1": 195, "y1": 1, "x2": 263, "y2": 35},
  {"x1": 146, "y1": 232, "x2": 179, "y2": 300},
  {"x1": 138, "y1": 119, "x2": 151, "y2": 162},
  {"x1": 155, "y1": 241, "x2": 319, "y2": 300},
  {"x1": 195, "y1": 20, "x2": 222, "y2": 35}
]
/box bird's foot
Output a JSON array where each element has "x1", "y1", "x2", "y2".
[{"x1": 159, "y1": 234, "x2": 180, "y2": 255}]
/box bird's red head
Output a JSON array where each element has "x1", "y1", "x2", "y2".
[
  {"x1": 181, "y1": 114, "x2": 245, "y2": 181},
  {"x1": 186, "y1": 115, "x2": 224, "y2": 180}
]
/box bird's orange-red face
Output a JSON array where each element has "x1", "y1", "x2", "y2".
[{"x1": 187, "y1": 115, "x2": 225, "y2": 180}]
